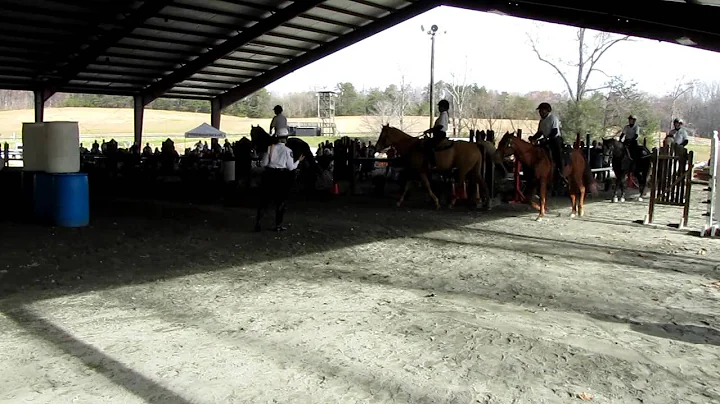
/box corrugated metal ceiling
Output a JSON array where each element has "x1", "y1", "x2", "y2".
[{"x1": 0, "y1": 0, "x2": 718, "y2": 107}]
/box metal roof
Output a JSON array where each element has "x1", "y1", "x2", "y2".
[{"x1": 0, "y1": 0, "x2": 719, "y2": 108}]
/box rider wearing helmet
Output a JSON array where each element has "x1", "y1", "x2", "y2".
[
  {"x1": 269, "y1": 105, "x2": 289, "y2": 137},
  {"x1": 620, "y1": 114, "x2": 641, "y2": 161},
  {"x1": 667, "y1": 118, "x2": 689, "y2": 148},
  {"x1": 529, "y1": 102, "x2": 565, "y2": 183},
  {"x1": 423, "y1": 99, "x2": 450, "y2": 167}
]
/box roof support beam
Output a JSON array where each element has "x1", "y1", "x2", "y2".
[
  {"x1": 141, "y1": 1, "x2": 326, "y2": 106},
  {"x1": 39, "y1": 0, "x2": 174, "y2": 102},
  {"x1": 215, "y1": 1, "x2": 438, "y2": 109}
]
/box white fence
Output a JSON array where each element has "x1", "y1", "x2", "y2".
[{"x1": 700, "y1": 131, "x2": 720, "y2": 237}]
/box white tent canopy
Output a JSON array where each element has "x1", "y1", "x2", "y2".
[{"x1": 184, "y1": 123, "x2": 226, "y2": 139}]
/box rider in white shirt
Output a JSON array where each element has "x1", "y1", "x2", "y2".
[
  {"x1": 423, "y1": 99, "x2": 450, "y2": 166},
  {"x1": 620, "y1": 114, "x2": 641, "y2": 160},
  {"x1": 529, "y1": 102, "x2": 564, "y2": 182},
  {"x1": 269, "y1": 105, "x2": 289, "y2": 137},
  {"x1": 667, "y1": 118, "x2": 689, "y2": 148}
]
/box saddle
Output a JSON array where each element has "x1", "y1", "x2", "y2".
[{"x1": 424, "y1": 137, "x2": 455, "y2": 153}]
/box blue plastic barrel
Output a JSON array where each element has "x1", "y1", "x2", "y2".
[
  {"x1": 51, "y1": 173, "x2": 89, "y2": 227},
  {"x1": 33, "y1": 172, "x2": 53, "y2": 224}
]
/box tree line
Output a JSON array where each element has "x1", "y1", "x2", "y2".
[{"x1": 1, "y1": 27, "x2": 719, "y2": 140}]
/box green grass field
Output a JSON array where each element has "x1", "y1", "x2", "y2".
[
  {"x1": 0, "y1": 107, "x2": 710, "y2": 160},
  {"x1": 0, "y1": 107, "x2": 536, "y2": 151}
]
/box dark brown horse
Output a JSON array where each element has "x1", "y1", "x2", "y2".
[{"x1": 375, "y1": 124, "x2": 489, "y2": 209}]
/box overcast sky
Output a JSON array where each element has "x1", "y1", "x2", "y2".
[{"x1": 266, "y1": 5, "x2": 720, "y2": 97}]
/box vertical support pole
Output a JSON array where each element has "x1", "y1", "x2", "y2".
[
  {"x1": 211, "y1": 99, "x2": 222, "y2": 129},
  {"x1": 510, "y1": 129, "x2": 526, "y2": 204},
  {"x1": 586, "y1": 133, "x2": 591, "y2": 161},
  {"x1": 133, "y1": 95, "x2": 144, "y2": 148},
  {"x1": 429, "y1": 33, "x2": 435, "y2": 129},
  {"x1": 33, "y1": 90, "x2": 45, "y2": 123}
]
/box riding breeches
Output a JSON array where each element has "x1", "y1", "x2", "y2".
[
  {"x1": 546, "y1": 136, "x2": 564, "y2": 173},
  {"x1": 624, "y1": 139, "x2": 640, "y2": 160}
]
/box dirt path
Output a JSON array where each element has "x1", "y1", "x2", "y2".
[{"x1": 0, "y1": 190, "x2": 718, "y2": 403}]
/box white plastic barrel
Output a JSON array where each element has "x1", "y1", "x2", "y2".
[
  {"x1": 22, "y1": 122, "x2": 46, "y2": 171},
  {"x1": 44, "y1": 121, "x2": 80, "y2": 173},
  {"x1": 223, "y1": 161, "x2": 236, "y2": 182}
]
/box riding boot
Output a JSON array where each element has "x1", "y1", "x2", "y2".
[
  {"x1": 274, "y1": 202, "x2": 287, "y2": 231},
  {"x1": 254, "y1": 208, "x2": 264, "y2": 232}
]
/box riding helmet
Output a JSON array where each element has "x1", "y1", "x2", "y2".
[
  {"x1": 437, "y1": 99, "x2": 450, "y2": 110},
  {"x1": 273, "y1": 105, "x2": 283, "y2": 114},
  {"x1": 536, "y1": 102, "x2": 552, "y2": 112}
]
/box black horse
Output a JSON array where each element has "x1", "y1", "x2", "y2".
[
  {"x1": 602, "y1": 138, "x2": 651, "y2": 202},
  {"x1": 249, "y1": 125, "x2": 320, "y2": 191}
]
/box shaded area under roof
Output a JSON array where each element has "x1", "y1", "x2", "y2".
[{"x1": 0, "y1": 0, "x2": 718, "y2": 109}]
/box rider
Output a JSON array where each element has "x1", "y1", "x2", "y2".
[
  {"x1": 269, "y1": 105, "x2": 289, "y2": 138},
  {"x1": 619, "y1": 114, "x2": 641, "y2": 162},
  {"x1": 423, "y1": 99, "x2": 450, "y2": 167},
  {"x1": 529, "y1": 102, "x2": 565, "y2": 183},
  {"x1": 667, "y1": 118, "x2": 689, "y2": 148},
  {"x1": 254, "y1": 130, "x2": 304, "y2": 232}
]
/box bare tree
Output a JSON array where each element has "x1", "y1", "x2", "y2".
[
  {"x1": 361, "y1": 99, "x2": 395, "y2": 133},
  {"x1": 528, "y1": 28, "x2": 630, "y2": 103},
  {"x1": 666, "y1": 77, "x2": 696, "y2": 128},
  {"x1": 445, "y1": 61, "x2": 474, "y2": 136}
]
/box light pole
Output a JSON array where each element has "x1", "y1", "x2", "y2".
[{"x1": 422, "y1": 24, "x2": 439, "y2": 129}]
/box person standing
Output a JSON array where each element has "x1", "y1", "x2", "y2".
[
  {"x1": 269, "y1": 105, "x2": 289, "y2": 137},
  {"x1": 254, "y1": 132, "x2": 304, "y2": 232}
]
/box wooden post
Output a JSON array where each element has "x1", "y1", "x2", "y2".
[
  {"x1": 682, "y1": 150, "x2": 694, "y2": 228},
  {"x1": 646, "y1": 148, "x2": 659, "y2": 224}
]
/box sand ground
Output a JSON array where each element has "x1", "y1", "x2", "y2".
[{"x1": 0, "y1": 188, "x2": 718, "y2": 404}]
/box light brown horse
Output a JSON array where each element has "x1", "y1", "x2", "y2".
[
  {"x1": 375, "y1": 124, "x2": 489, "y2": 209},
  {"x1": 496, "y1": 132, "x2": 553, "y2": 220},
  {"x1": 563, "y1": 147, "x2": 596, "y2": 217},
  {"x1": 496, "y1": 132, "x2": 595, "y2": 220}
]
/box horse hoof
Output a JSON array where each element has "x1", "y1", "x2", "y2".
[
  {"x1": 637, "y1": 197, "x2": 644, "y2": 202},
  {"x1": 535, "y1": 216, "x2": 543, "y2": 222},
  {"x1": 612, "y1": 197, "x2": 618, "y2": 203},
  {"x1": 396, "y1": 202, "x2": 403, "y2": 208},
  {"x1": 620, "y1": 197, "x2": 626, "y2": 203},
  {"x1": 570, "y1": 212, "x2": 576, "y2": 218}
]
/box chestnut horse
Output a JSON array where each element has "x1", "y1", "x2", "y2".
[
  {"x1": 497, "y1": 132, "x2": 594, "y2": 220},
  {"x1": 375, "y1": 124, "x2": 489, "y2": 209},
  {"x1": 563, "y1": 147, "x2": 597, "y2": 217}
]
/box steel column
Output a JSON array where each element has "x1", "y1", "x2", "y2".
[{"x1": 133, "y1": 95, "x2": 144, "y2": 147}]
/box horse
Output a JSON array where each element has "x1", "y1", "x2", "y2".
[
  {"x1": 496, "y1": 132, "x2": 553, "y2": 220},
  {"x1": 562, "y1": 147, "x2": 597, "y2": 217},
  {"x1": 602, "y1": 138, "x2": 650, "y2": 202},
  {"x1": 375, "y1": 124, "x2": 489, "y2": 210},
  {"x1": 249, "y1": 125, "x2": 320, "y2": 191}
]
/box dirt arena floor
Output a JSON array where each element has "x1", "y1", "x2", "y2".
[{"x1": 0, "y1": 187, "x2": 718, "y2": 404}]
